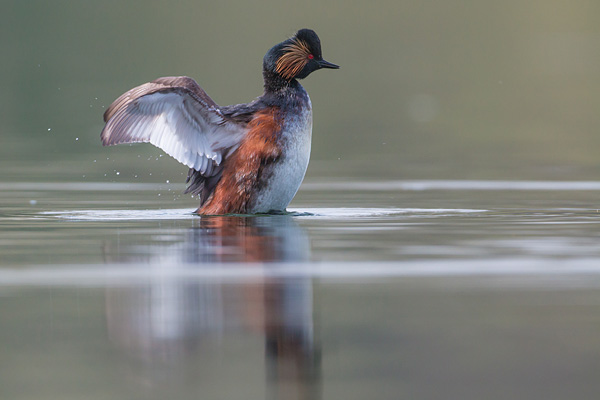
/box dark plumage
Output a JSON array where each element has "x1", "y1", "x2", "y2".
[{"x1": 101, "y1": 29, "x2": 339, "y2": 215}]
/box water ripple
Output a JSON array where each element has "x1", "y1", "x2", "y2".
[
  {"x1": 39, "y1": 207, "x2": 486, "y2": 221},
  {"x1": 2, "y1": 259, "x2": 600, "y2": 287}
]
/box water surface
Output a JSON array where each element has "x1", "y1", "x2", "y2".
[{"x1": 2, "y1": 180, "x2": 600, "y2": 400}]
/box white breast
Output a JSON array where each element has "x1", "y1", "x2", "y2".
[{"x1": 249, "y1": 98, "x2": 313, "y2": 213}]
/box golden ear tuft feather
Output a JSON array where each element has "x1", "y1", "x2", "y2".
[{"x1": 275, "y1": 39, "x2": 312, "y2": 80}]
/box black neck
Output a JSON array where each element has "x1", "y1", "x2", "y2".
[{"x1": 262, "y1": 69, "x2": 300, "y2": 95}]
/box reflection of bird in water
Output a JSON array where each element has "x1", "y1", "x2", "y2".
[
  {"x1": 187, "y1": 215, "x2": 310, "y2": 263},
  {"x1": 103, "y1": 215, "x2": 320, "y2": 399}
]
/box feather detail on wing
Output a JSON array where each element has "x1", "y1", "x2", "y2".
[{"x1": 101, "y1": 76, "x2": 246, "y2": 177}]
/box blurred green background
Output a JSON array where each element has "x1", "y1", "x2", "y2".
[{"x1": 2, "y1": 0, "x2": 600, "y2": 185}]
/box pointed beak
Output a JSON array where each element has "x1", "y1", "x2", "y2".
[{"x1": 318, "y1": 59, "x2": 340, "y2": 70}]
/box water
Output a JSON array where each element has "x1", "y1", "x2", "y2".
[{"x1": 2, "y1": 181, "x2": 600, "y2": 399}]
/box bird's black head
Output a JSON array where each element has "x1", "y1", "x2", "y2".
[{"x1": 263, "y1": 29, "x2": 339, "y2": 82}]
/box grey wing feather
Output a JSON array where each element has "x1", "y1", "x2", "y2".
[{"x1": 101, "y1": 76, "x2": 246, "y2": 176}]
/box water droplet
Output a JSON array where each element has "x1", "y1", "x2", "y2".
[
  {"x1": 75, "y1": 137, "x2": 79, "y2": 141},
  {"x1": 166, "y1": 180, "x2": 170, "y2": 183},
  {"x1": 116, "y1": 172, "x2": 120, "y2": 175},
  {"x1": 29, "y1": 200, "x2": 37, "y2": 205},
  {"x1": 47, "y1": 128, "x2": 51, "y2": 131}
]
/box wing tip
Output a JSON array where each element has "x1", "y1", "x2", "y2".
[
  {"x1": 100, "y1": 127, "x2": 110, "y2": 146},
  {"x1": 103, "y1": 108, "x2": 112, "y2": 123},
  {"x1": 100, "y1": 134, "x2": 117, "y2": 147}
]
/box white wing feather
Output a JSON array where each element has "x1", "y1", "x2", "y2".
[{"x1": 101, "y1": 77, "x2": 245, "y2": 176}]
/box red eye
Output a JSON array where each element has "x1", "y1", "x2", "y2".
[{"x1": 308, "y1": 54, "x2": 314, "y2": 60}]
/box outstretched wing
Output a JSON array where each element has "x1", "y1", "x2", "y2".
[{"x1": 101, "y1": 76, "x2": 246, "y2": 177}]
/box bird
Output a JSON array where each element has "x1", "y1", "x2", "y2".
[{"x1": 101, "y1": 29, "x2": 339, "y2": 215}]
